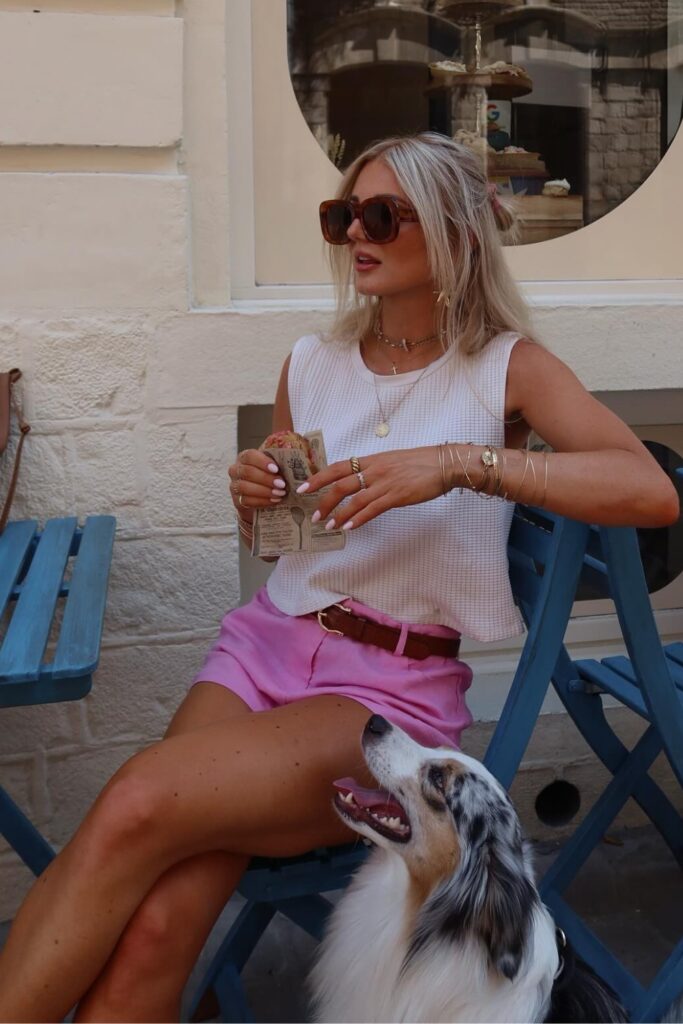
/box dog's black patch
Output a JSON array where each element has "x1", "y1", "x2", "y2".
[{"x1": 544, "y1": 940, "x2": 628, "y2": 1022}]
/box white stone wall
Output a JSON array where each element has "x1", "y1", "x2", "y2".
[{"x1": 0, "y1": 0, "x2": 681, "y2": 922}]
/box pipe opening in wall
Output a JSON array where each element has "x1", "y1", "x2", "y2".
[{"x1": 535, "y1": 780, "x2": 581, "y2": 828}]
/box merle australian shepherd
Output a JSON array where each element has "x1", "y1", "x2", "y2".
[{"x1": 309, "y1": 716, "x2": 628, "y2": 1023}]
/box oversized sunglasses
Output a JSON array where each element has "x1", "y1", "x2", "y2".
[{"x1": 319, "y1": 194, "x2": 419, "y2": 245}]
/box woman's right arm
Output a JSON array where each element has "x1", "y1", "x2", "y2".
[{"x1": 227, "y1": 355, "x2": 293, "y2": 550}]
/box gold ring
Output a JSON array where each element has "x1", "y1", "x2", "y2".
[
  {"x1": 239, "y1": 494, "x2": 245, "y2": 507},
  {"x1": 350, "y1": 456, "x2": 361, "y2": 474}
]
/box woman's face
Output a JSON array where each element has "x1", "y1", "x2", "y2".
[{"x1": 346, "y1": 160, "x2": 433, "y2": 300}]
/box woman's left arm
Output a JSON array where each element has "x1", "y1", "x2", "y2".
[
  {"x1": 502, "y1": 340, "x2": 679, "y2": 527},
  {"x1": 301, "y1": 341, "x2": 679, "y2": 531}
]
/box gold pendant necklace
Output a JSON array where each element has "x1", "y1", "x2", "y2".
[{"x1": 372, "y1": 363, "x2": 431, "y2": 438}]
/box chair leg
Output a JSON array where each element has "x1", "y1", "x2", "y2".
[
  {"x1": 634, "y1": 936, "x2": 683, "y2": 1023},
  {"x1": 0, "y1": 786, "x2": 54, "y2": 876},
  {"x1": 551, "y1": 649, "x2": 683, "y2": 866},
  {"x1": 188, "y1": 901, "x2": 274, "y2": 1024},
  {"x1": 274, "y1": 894, "x2": 335, "y2": 942}
]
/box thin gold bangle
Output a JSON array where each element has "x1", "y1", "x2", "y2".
[
  {"x1": 508, "y1": 449, "x2": 530, "y2": 505},
  {"x1": 437, "y1": 444, "x2": 448, "y2": 495},
  {"x1": 446, "y1": 444, "x2": 459, "y2": 493},
  {"x1": 540, "y1": 451, "x2": 549, "y2": 508},
  {"x1": 455, "y1": 443, "x2": 476, "y2": 492},
  {"x1": 528, "y1": 450, "x2": 538, "y2": 504}
]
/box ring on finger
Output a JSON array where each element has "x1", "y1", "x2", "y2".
[
  {"x1": 350, "y1": 456, "x2": 361, "y2": 475},
  {"x1": 239, "y1": 494, "x2": 245, "y2": 507},
  {"x1": 355, "y1": 470, "x2": 367, "y2": 491}
]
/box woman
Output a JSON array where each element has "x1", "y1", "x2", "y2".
[{"x1": 0, "y1": 133, "x2": 677, "y2": 1022}]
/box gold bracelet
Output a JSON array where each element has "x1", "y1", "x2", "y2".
[
  {"x1": 539, "y1": 451, "x2": 549, "y2": 508},
  {"x1": 446, "y1": 444, "x2": 458, "y2": 493},
  {"x1": 437, "y1": 444, "x2": 448, "y2": 495},
  {"x1": 508, "y1": 449, "x2": 531, "y2": 505},
  {"x1": 528, "y1": 450, "x2": 538, "y2": 504},
  {"x1": 496, "y1": 450, "x2": 508, "y2": 498},
  {"x1": 454, "y1": 443, "x2": 477, "y2": 493}
]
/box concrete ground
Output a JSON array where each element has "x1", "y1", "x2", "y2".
[{"x1": 2, "y1": 825, "x2": 681, "y2": 1022}]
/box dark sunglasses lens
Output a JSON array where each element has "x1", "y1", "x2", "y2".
[
  {"x1": 324, "y1": 202, "x2": 353, "y2": 243},
  {"x1": 362, "y1": 201, "x2": 395, "y2": 242}
]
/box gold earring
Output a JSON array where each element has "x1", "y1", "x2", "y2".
[{"x1": 436, "y1": 289, "x2": 451, "y2": 309}]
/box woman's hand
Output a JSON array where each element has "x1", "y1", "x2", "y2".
[
  {"x1": 227, "y1": 449, "x2": 288, "y2": 519},
  {"x1": 297, "y1": 446, "x2": 445, "y2": 531}
]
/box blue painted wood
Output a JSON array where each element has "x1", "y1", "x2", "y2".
[
  {"x1": 0, "y1": 516, "x2": 115, "y2": 876},
  {"x1": 0, "y1": 518, "x2": 77, "y2": 682},
  {"x1": 0, "y1": 786, "x2": 54, "y2": 875},
  {"x1": 0, "y1": 520, "x2": 38, "y2": 617},
  {"x1": 545, "y1": 892, "x2": 645, "y2": 1012},
  {"x1": 273, "y1": 894, "x2": 334, "y2": 941},
  {"x1": 634, "y1": 937, "x2": 683, "y2": 1023},
  {"x1": 666, "y1": 642, "x2": 683, "y2": 668},
  {"x1": 52, "y1": 516, "x2": 115, "y2": 679}
]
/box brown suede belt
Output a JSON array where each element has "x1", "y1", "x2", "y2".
[{"x1": 315, "y1": 603, "x2": 461, "y2": 661}]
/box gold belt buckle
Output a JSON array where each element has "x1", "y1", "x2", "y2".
[{"x1": 316, "y1": 603, "x2": 351, "y2": 637}]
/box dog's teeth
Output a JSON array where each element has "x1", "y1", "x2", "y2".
[{"x1": 388, "y1": 816, "x2": 400, "y2": 828}]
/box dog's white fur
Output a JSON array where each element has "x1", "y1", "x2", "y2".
[{"x1": 310, "y1": 723, "x2": 559, "y2": 1023}]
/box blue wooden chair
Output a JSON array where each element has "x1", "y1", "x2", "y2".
[
  {"x1": 0, "y1": 515, "x2": 116, "y2": 876},
  {"x1": 188, "y1": 505, "x2": 596, "y2": 1022}
]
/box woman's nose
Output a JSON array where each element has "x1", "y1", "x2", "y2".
[{"x1": 346, "y1": 216, "x2": 365, "y2": 242}]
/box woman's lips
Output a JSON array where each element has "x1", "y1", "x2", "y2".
[{"x1": 354, "y1": 255, "x2": 381, "y2": 271}]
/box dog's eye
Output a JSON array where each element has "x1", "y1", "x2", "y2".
[{"x1": 428, "y1": 766, "x2": 446, "y2": 793}]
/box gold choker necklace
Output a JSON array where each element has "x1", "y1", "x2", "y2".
[{"x1": 374, "y1": 319, "x2": 444, "y2": 353}]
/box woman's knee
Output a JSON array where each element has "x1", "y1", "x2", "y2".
[{"x1": 81, "y1": 748, "x2": 171, "y2": 864}]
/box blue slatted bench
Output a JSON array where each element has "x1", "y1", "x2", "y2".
[{"x1": 0, "y1": 516, "x2": 116, "y2": 876}]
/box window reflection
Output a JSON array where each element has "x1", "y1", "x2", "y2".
[{"x1": 287, "y1": 0, "x2": 683, "y2": 244}]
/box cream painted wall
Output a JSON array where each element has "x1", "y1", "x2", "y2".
[{"x1": 0, "y1": 0, "x2": 681, "y2": 922}]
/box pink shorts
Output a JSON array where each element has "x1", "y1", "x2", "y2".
[{"x1": 192, "y1": 586, "x2": 473, "y2": 749}]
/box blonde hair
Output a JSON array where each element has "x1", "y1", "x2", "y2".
[{"x1": 324, "y1": 132, "x2": 535, "y2": 357}]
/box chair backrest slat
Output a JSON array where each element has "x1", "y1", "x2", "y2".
[
  {"x1": 0, "y1": 520, "x2": 38, "y2": 618},
  {"x1": 51, "y1": 516, "x2": 116, "y2": 679},
  {"x1": 0, "y1": 518, "x2": 77, "y2": 682}
]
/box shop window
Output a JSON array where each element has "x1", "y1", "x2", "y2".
[{"x1": 287, "y1": 0, "x2": 682, "y2": 244}]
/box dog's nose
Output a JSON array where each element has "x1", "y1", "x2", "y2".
[{"x1": 365, "y1": 715, "x2": 392, "y2": 737}]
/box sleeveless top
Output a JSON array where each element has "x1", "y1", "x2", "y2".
[{"x1": 265, "y1": 332, "x2": 525, "y2": 642}]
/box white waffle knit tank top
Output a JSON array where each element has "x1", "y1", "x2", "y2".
[{"x1": 266, "y1": 332, "x2": 525, "y2": 642}]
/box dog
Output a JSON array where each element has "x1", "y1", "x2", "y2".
[{"x1": 309, "y1": 715, "x2": 628, "y2": 1023}]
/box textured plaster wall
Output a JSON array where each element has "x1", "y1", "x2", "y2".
[{"x1": 0, "y1": 0, "x2": 681, "y2": 922}]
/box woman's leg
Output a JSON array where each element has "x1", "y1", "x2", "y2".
[
  {"x1": 75, "y1": 683, "x2": 253, "y2": 1023},
  {"x1": 0, "y1": 692, "x2": 373, "y2": 1023}
]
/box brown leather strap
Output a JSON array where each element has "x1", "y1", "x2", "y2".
[
  {"x1": 316, "y1": 604, "x2": 461, "y2": 661},
  {"x1": 0, "y1": 369, "x2": 30, "y2": 534}
]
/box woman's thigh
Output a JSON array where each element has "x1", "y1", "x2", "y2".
[
  {"x1": 111, "y1": 693, "x2": 374, "y2": 859},
  {"x1": 164, "y1": 680, "x2": 252, "y2": 737}
]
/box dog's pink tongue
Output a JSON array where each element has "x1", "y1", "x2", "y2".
[{"x1": 333, "y1": 777, "x2": 406, "y2": 819}]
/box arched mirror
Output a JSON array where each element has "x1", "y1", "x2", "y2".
[{"x1": 287, "y1": 0, "x2": 683, "y2": 244}]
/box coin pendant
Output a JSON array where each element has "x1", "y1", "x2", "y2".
[{"x1": 376, "y1": 422, "x2": 390, "y2": 438}]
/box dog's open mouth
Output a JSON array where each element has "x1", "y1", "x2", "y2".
[{"x1": 333, "y1": 778, "x2": 411, "y2": 843}]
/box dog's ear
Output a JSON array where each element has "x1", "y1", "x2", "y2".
[
  {"x1": 476, "y1": 845, "x2": 537, "y2": 980},
  {"x1": 437, "y1": 824, "x2": 537, "y2": 981}
]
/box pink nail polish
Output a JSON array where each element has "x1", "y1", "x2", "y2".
[
  {"x1": 342, "y1": 521, "x2": 354, "y2": 531},
  {"x1": 296, "y1": 482, "x2": 310, "y2": 494},
  {"x1": 270, "y1": 497, "x2": 282, "y2": 503},
  {"x1": 268, "y1": 463, "x2": 279, "y2": 473},
  {"x1": 325, "y1": 518, "x2": 336, "y2": 531},
  {"x1": 273, "y1": 478, "x2": 286, "y2": 489},
  {"x1": 311, "y1": 510, "x2": 321, "y2": 524},
  {"x1": 272, "y1": 488, "x2": 283, "y2": 497}
]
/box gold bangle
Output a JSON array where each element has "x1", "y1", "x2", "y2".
[
  {"x1": 508, "y1": 449, "x2": 530, "y2": 505},
  {"x1": 539, "y1": 451, "x2": 549, "y2": 508},
  {"x1": 437, "y1": 444, "x2": 448, "y2": 495},
  {"x1": 446, "y1": 444, "x2": 458, "y2": 493},
  {"x1": 496, "y1": 450, "x2": 508, "y2": 498},
  {"x1": 528, "y1": 450, "x2": 538, "y2": 504},
  {"x1": 454, "y1": 444, "x2": 476, "y2": 493}
]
